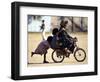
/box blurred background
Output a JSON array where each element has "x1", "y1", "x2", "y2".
[{"x1": 28, "y1": 15, "x2": 88, "y2": 33}]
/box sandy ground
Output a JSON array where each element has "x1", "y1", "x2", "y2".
[{"x1": 27, "y1": 32, "x2": 88, "y2": 67}]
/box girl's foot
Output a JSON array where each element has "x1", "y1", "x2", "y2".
[
  {"x1": 43, "y1": 61, "x2": 49, "y2": 63},
  {"x1": 31, "y1": 52, "x2": 34, "y2": 57}
]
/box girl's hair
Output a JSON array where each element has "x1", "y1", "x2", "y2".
[
  {"x1": 60, "y1": 20, "x2": 68, "y2": 28},
  {"x1": 47, "y1": 36, "x2": 53, "y2": 43},
  {"x1": 52, "y1": 28, "x2": 59, "y2": 35}
]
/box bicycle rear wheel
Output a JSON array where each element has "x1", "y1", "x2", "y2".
[{"x1": 52, "y1": 50, "x2": 64, "y2": 63}]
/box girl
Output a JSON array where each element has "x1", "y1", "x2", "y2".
[{"x1": 31, "y1": 36, "x2": 53, "y2": 63}]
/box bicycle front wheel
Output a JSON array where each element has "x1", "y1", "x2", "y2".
[{"x1": 74, "y1": 48, "x2": 86, "y2": 62}]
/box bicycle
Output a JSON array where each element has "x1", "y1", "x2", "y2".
[{"x1": 51, "y1": 37, "x2": 86, "y2": 63}]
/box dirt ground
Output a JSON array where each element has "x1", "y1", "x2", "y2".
[{"x1": 27, "y1": 32, "x2": 88, "y2": 67}]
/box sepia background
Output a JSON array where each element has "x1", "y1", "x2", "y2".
[{"x1": 27, "y1": 15, "x2": 88, "y2": 66}]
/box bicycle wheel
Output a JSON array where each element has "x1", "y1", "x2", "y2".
[
  {"x1": 52, "y1": 50, "x2": 64, "y2": 63},
  {"x1": 74, "y1": 48, "x2": 86, "y2": 62}
]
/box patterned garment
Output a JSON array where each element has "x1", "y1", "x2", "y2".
[{"x1": 34, "y1": 40, "x2": 50, "y2": 55}]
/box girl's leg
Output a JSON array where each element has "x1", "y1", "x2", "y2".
[
  {"x1": 31, "y1": 52, "x2": 42, "y2": 57},
  {"x1": 43, "y1": 51, "x2": 49, "y2": 63}
]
